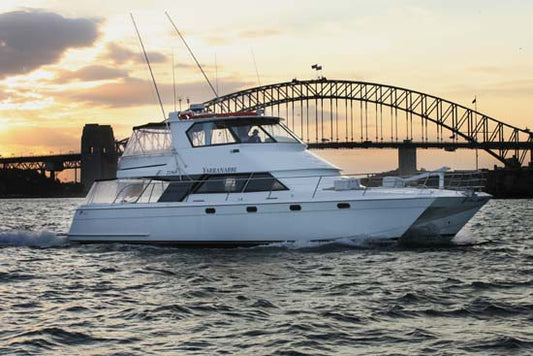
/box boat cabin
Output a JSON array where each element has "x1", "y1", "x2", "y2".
[{"x1": 117, "y1": 110, "x2": 339, "y2": 180}]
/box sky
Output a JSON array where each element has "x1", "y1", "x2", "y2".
[{"x1": 0, "y1": 0, "x2": 532, "y2": 176}]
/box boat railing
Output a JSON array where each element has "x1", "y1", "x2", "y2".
[
  {"x1": 370, "y1": 169, "x2": 487, "y2": 192},
  {"x1": 84, "y1": 170, "x2": 488, "y2": 206}
]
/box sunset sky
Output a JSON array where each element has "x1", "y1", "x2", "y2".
[{"x1": 1, "y1": 0, "x2": 532, "y2": 175}]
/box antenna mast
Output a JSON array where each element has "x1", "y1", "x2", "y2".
[
  {"x1": 130, "y1": 13, "x2": 166, "y2": 121},
  {"x1": 251, "y1": 47, "x2": 261, "y2": 86},
  {"x1": 215, "y1": 53, "x2": 219, "y2": 96},
  {"x1": 165, "y1": 11, "x2": 219, "y2": 99},
  {"x1": 172, "y1": 49, "x2": 177, "y2": 112}
]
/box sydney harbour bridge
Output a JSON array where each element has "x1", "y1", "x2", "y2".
[
  {"x1": 204, "y1": 78, "x2": 533, "y2": 168},
  {"x1": 1, "y1": 78, "x2": 532, "y2": 189}
]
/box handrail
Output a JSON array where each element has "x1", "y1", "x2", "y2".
[{"x1": 87, "y1": 170, "x2": 487, "y2": 206}]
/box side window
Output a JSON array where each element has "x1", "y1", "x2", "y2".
[
  {"x1": 245, "y1": 126, "x2": 270, "y2": 143},
  {"x1": 188, "y1": 125, "x2": 206, "y2": 146},
  {"x1": 211, "y1": 127, "x2": 236, "y2": 145},
  {"x1": 260, "y1": 124, "x2": 299, "y2": 143},
  {"x1": 195, "y1": 174, "x2": 250, "y2": 193},
  {"x1": 187, "y1": 122, "x2": 237, "y2": 147},
  {"x1": 244, "y1": 173, "x2": 287, "y2": 192},
  {"x1": 158, "y1": 181, "x2": 196, "y2": 202}
]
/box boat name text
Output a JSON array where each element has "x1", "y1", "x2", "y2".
[{"x1": 202, "y1": 167, "x2": 237, "y2": 174}]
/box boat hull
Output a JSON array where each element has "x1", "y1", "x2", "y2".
[
  {"x1": 68, "y1": 197, "x2": 434, "y2": 246},
  {"x1": 401, "y1": 192, "x2": 490, "y2": 242}
]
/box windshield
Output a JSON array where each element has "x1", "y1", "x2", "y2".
[{"x1": 186, "y1": 119, "x2": 300, "y2": 147}]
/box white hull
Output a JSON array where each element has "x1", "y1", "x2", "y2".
[
  {"x1": 68, "y1": 197, "x2": 435, "y2": 246},
  {"x1": 402, "y1": 192, "x2": 490, "y2": 239},
  {"x1": 70, "y1": 111, "x2": 490, "y2": 247}
]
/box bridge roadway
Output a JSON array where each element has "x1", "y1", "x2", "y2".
[
  {"x1": 1, "y1": 140, "x2": 531, "y2": 172},
  {"x1": 0, "y1": 154, "x2": 81, "y2": 180},
  {"x1": 308, "y1": 141, "x2": 533, "y2": 150}
]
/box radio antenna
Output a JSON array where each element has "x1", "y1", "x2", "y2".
[
  {"x1": 215, "y1": 53, "x2": 219, "y2": 96},
  {"x1": 165, "y1": 11, "x2": 219, "y2": 99},
  {"x1": 130, "y1": 13, "x2": 166, "y2": 121},
  {"x1": 172, "y1": 49, "x2": 177, "y2": 112},
  {"x1": 250, "y1": 47, "x2": 261, "y2": 86}
]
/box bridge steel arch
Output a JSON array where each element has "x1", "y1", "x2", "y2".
[{"x1": 204, "y1": 79, "x2": 533, "y2": 166}]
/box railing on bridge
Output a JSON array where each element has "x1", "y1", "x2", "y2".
[{"x1": 204, "y1": 79, "x2": 533, "y2": 166}]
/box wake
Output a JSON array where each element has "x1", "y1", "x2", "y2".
[{"x1": 0, "y1": 230, "x2": 70, "y2": 248}]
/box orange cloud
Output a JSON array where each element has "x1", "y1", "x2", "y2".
[
  {"x1": 0, "y1": 126, "x2": 80, "y2": 155},
  {"x1": 50, "y1": 77, "x2": 253, "y2": 108},
  {"x1": 102, "y1": 43, "x2": 167, "y2": 65},
  {"x1": 53, "y1": 65, "x2": 129, "y2": 83}
]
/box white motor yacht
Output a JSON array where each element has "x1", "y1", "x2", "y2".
[{"x1": 68, "y1": 107, "x2": 489, "y2": 246}]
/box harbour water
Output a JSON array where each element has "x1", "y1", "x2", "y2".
[{"x1": 0, "y1": 198, "x2": 531, "y2": 355}]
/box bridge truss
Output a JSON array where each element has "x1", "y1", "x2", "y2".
[
  {"x1": 0, "y1": 153, "x2": 81, "y2": 171},
  {"x1": 204, "y1": 79, "x2": 533, "y2": 166}
]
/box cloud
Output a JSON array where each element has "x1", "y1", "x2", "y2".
[
  {"x1": 0, "y1": 10, "x2": 101, "y2": 79},
  {"x1": 202, "y1": 28, "x2": 280, "y2": 45},
  {"x1": 0, "y1": 126, "x2": 80, "y2": 154},
  {"x1": 202, "y1": 35, "x2": 231, "y2": 46},
  {"x1": 54, "y1": 65, "x2": 128, "y2": 83},
  {"x1": 468, "y1": 66, "x2": 506, "y2": 74},
  {"x1": 103, "y1": 43, "x2": 167, "y2": 65},
  {"x1": 52, "y1": 77, "x2": 253, "y2": 108},
  {"x1": 238, "y1": 29, "x2": 280, "y2": 39}
]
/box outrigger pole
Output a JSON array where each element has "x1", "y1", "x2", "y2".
[
  {"x1": 165, "y1": 11, "x2": 219, "y2": 99},
  {"x1": 130, "y1": 13, "x2": 166, "y2": 121}
]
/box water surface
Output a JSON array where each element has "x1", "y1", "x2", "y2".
[{"x1": 0, "y1": 198, "x2": 531, "y2": 355}]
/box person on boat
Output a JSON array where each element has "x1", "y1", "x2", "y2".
[{"x1": 248, "y1": 129, "x2": 262, "y2": 143}]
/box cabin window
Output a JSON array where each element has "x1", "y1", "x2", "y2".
[
  {"x1": 193, "y1": 173, "x2": 288, "y2": 194},
  {"x1": 187, "y1": 122, "x2": 237, "y2": 147},
  {"x1": 260, "y1": 123, "x2": 299, "y2": 143},
  {"x1": 123, "y1": 126, "x2": 172, "y2": 156},
  {"x1": 244, "y1": 173, "x2": 287, "y2": 192},
  {"x1": 195, "y1": 174, "x2": 249, "y2": 193},
  {"x1": 158, "y1": 181, "x2": 196, "y2": 202},
  {"x1": 186, "y1": 118, "x2": 301, "y2": 147}
]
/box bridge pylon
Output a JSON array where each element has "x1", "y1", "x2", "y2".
[
  {"x1": 81, "y1": 124, "x2": 118, "y2": 191},
  {"x1": 398, "y1": 144, "x2": 417, "y2": 176}
]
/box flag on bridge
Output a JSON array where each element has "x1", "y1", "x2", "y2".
[{"x1": 472, "y1": 97, "x2": 477, "y2": 104}]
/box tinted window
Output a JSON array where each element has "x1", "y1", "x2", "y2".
[
  {"x1": 193, "y1": 173, "x2": 288, "y2": 194},
  {"x1": 158, "y1": 181, "x2": 195, "y2": 202},
  {"x1": 195, "y1": 174, "x2": 249, "y2": 193},
  {"x1": 244, "y1": 173, "x2": 287, "y2": 192}
]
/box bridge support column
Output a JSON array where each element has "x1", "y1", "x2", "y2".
[
  {"x1": 81, "y1": 124, "x2": 117, "y2": 192},
  {"x1": 398, "y1": 146, "x2": 417, "y2": 176}
]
